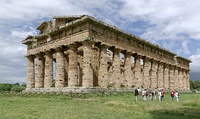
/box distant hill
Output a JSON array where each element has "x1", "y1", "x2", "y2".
[{"x1": 190, "y1": 72, "x2": 200, "y2": 81}]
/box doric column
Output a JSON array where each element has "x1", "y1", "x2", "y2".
[
  {"x1": 98, "y1": 45, "x2": 109, "y2": 88},
  {"x1": 124, "y1": 52, "x2": 133, "y2": 88},
  {"x1": 68, "y1": 44, "x2": 78, "y2": 87},
  {"x1": 150, "y1": 60, "x2": 157, "y2": 89},
  {"x1": 157, "y1": 62, "x2": 164, "y2": 89},
  {"x1": 169, "y1": 65, "x2": 174, "y2": 90},
  {"x1": 44, "y1": 51, "x2": 53, "y2": 88},
  {"x1": 92, "y1": 46, "x2": 99, "y2": 86},
  {"x1": 64, "y1": 53, "x2": 69, "y2": 86},
  {"x1": 35, "y1": 54, "x2": 44, "y2": 88},
  {"x1": 26, "y1": 55, "x2": 35, "y2": 88},
  {"x1": 178, "y1": 69, "x2": 183, "y2": 91},
  {"x1": 174, "y1": 67, "x2": 179, "y2": 90},
  {"x1": 180, "y1": 70, "x2": 185, "y2": 90},
  {"x1": 163, "y1": 64, "x2": 169, "y2": 90},
  {"x1": 82, "y1": 41, "x2": 94, "y2": 87},
  {"x1": 111, "y1": 48, "x2": 121, "y2": 88},
  {"x1": 133, "y1": 54, "x2": 142, "y2": 88},
  {"x1": 186, "y1": 70, "x2": 190, "y2": 91},
  {"x1": 77, "y1": 52, "x2": 83, "y2": 86},
  {"x1": 55, "y1": 48, "x2": 65, "y2": 88},
  {"x1": 142, "y1": 57, "x2": 150, "y2": 89}
]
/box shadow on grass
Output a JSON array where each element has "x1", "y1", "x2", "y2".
[{"x1": 149, "y1": 107, "x2": 200, "y2": 119}]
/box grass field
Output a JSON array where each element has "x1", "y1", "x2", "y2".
[{"x1": 0, "y1": 92, "x2": 200, "y2": 119}]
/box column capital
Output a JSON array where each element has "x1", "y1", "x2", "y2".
[
  {"x1": 44, "y1": 50, "x2": 53, "y2": 56},
  {"x1": 99, "y1": 44, "x2": 109, "y2": 49},
  {"x1": 81, "y1": 40, "x2": 95, "y2": 46},
  {"x1": 68, "y1": 43, "x2": 79, "y2": 50},
  {"x1": 25, "y1": 55, "x2": 35, "y2": 59},
  {"x1": 124, "y1": 51, "x2": 133, "y2": 56},
  {"x1": 35, "y1": 53, "x2": 44, "y2": 58}
]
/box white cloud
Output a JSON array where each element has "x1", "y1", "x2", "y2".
[
  {"x1": 189, "y1": 51, "x2": 200, "y2": 72},
  {"x1": 120, "y1": 0, "x2": 200, "y2": 41}
]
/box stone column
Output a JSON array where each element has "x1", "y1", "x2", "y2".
[
  {"x1": 157, "y1": 62, "x2": 164, "y2": 89},
  {"x1": 182, "y1": 70, "x2": 186, "y2": 90},
  {"x1": 35, "y1": 54, "x2": 44, "y2": 88},
  {"x1": 92, "y1": 47, "x2": 99, "y2": 86},
  {"x1": 163, "y1": 64, "x2": 169, "y2": 90},
  {"x1": 111, "y1": 48, "x2": 121, "y2": 88},
  {"x1": 82, "y1": 41, "x2": 94, "y2": 87},
  {"x1": 150, "y1": 60, "x2": 157, "y2": 89},
  {"x1": 55, "y1": 49, "x2": 65, "y2": 88},
  {"x1": 124, "y1": 52, "x2": 133, "y2": 88},
  {"x1": 44, "y1": 51, "x2": 53, "y2": 88},
  {"x1": 174, "y1": 67, "x2": 179, "y2": 90},
  {"x1": 169, "y1": 65, "x2": 174, "y2": 90},
  {"x1": 133, "y1": 54, "x2": 142, "y2": 88},
  {"x1": 64, "y1": 53, "x2": 69, "y2": 86},
  {"x1": 26, "y1": 55, "x2": 35, "y2": 88},
  {"x1": 68, "y1": 44, "x2": 78, "y2": 87},
  {"x1": 178, "y1": 69, "x2": 183, "y2": 91},
  {"x1": 77, "y1": 52, "x2": 83, "y2": 86},
  {"x1": 98, "y1": 45, "x2": 108, "y2": 88},
  {"x1": 142, "y1": 57, "x2": 150, "y2": 89},
  {"x1": 186, "y1": 70, "x2": 190, "y2": 91}
]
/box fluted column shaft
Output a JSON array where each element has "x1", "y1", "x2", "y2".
[
  {"x1": 55, "y1": 50, "x2": 65, "y2": 87},
  {"x1": 169, "y1": 66, "x2": 174, "y2": 90},
  {"x1": 143, "y1": 57, "x2": 150, "y2": 89},
  {"x1": 92, "y1": 47, "x2": 99, "y2": 86},
  {"x1": 134, "y1": 55, "x2": 141, "y2": 88},
  {"x1": 150, "y1": 60, "x2": 157, "y2": 89},
  {"x1": 35, "y1": 54, "x2": 44, "y2": 88},
  {"x1": 111, "y1": 49, "x2": 121, "y2": 88},
  {"x1": 82, "y1": 41, "x2": 94, "y2": 87},
  {"x1": 124, "y1": 52, "x2": 133, "y2": 88},
  {"x1": 26, "y1": 56, "x2": 35, "y2": 88},
  {"x1": 178, "y1": 69, "x2": 182, "y2": 90},
  {"x1": 44, "y1": 52, "x2": 53, "y2": 88},
  {"x1": 181, "y1": 70, "x2": 185, "y2": 90},
  {"x1": 64, "y1": 54, "x2": 69, "y2": 86},
  {"x1": 157, "y1": 63, "x2": 164, "y2": 89},
  {"x1": 98, "y1": 45, "x2": 108, "y2": 88},
  {"x1": 174, "y1": 67, "x2": 179, "y2": 90},
  {"x1": 68, "y1": 45, "x2": 78, "y2": 87},
  {"x1": 77, "y1": 52, "x2": 83, "y2": 86},
  {"x1": 186, "y1": 71, "x2": 190, "y2": 91},
  {"x1": 163, "y1": 64, "x2": 169, "y2": 90}
]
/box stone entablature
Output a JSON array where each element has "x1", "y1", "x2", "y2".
[{"x1": 23, "y1": 15, "x2": 191, "y2": 91}]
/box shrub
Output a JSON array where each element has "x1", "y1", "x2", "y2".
[{"x1": 11, "y1": 85, "x2": 25, "y2": 92}]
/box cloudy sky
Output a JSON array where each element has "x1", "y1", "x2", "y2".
[{"x1": 0, "y1": 0, "x2": 200, "y2": 83}]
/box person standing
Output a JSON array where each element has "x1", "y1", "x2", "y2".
[
  {"x1": 171, "y1": 90, "x2": 175, "y2": 101},
  {"x1": 135, "y1": 88, "x2": 139, "y2": 101},
  {"x1": 151, "y1": 89, "x2": 156, "y2": 101},
  {"x1": 175, "y1": 91, "x2": 179, "y2": 102},
  {"x1": 158, "y1": 90, "x2": 161, "y2": 101},
  {"x1": 142, "y1": 89, "x2": 147, "y2": 101},
  {"x1": 161, "y1": 89, "x2": 165, "y2": 101}
]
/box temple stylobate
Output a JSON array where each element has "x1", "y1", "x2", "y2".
[{"x1": 22, "y1": 15, "x2": 191, "y2": 92}]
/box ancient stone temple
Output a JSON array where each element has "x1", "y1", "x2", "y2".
[{"x1": 22, "y1": 15, "x2": 191, "y2": 93}]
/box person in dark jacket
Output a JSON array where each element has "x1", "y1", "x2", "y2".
[{"x1": 135, "y1": 87, "x2": 140, "y2": 101}]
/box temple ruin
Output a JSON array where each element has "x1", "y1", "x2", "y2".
[{"x1": 22, "y1": 15, "x2": 191, "y2": 93}]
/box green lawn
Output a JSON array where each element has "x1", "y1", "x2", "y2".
[{"x1": 0, "y1": 92, "x2": 200, "y2": 119}]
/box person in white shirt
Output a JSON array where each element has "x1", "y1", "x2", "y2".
[
  {"x1": 158, "y1": 90, "x2": 162, "y2": 101},
  {"x1": 175, "y1": 91, "x2": 179, "y2": 102},
  {"x1": 142, "y1": 89, "x2": 147, "y2": 101}
]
